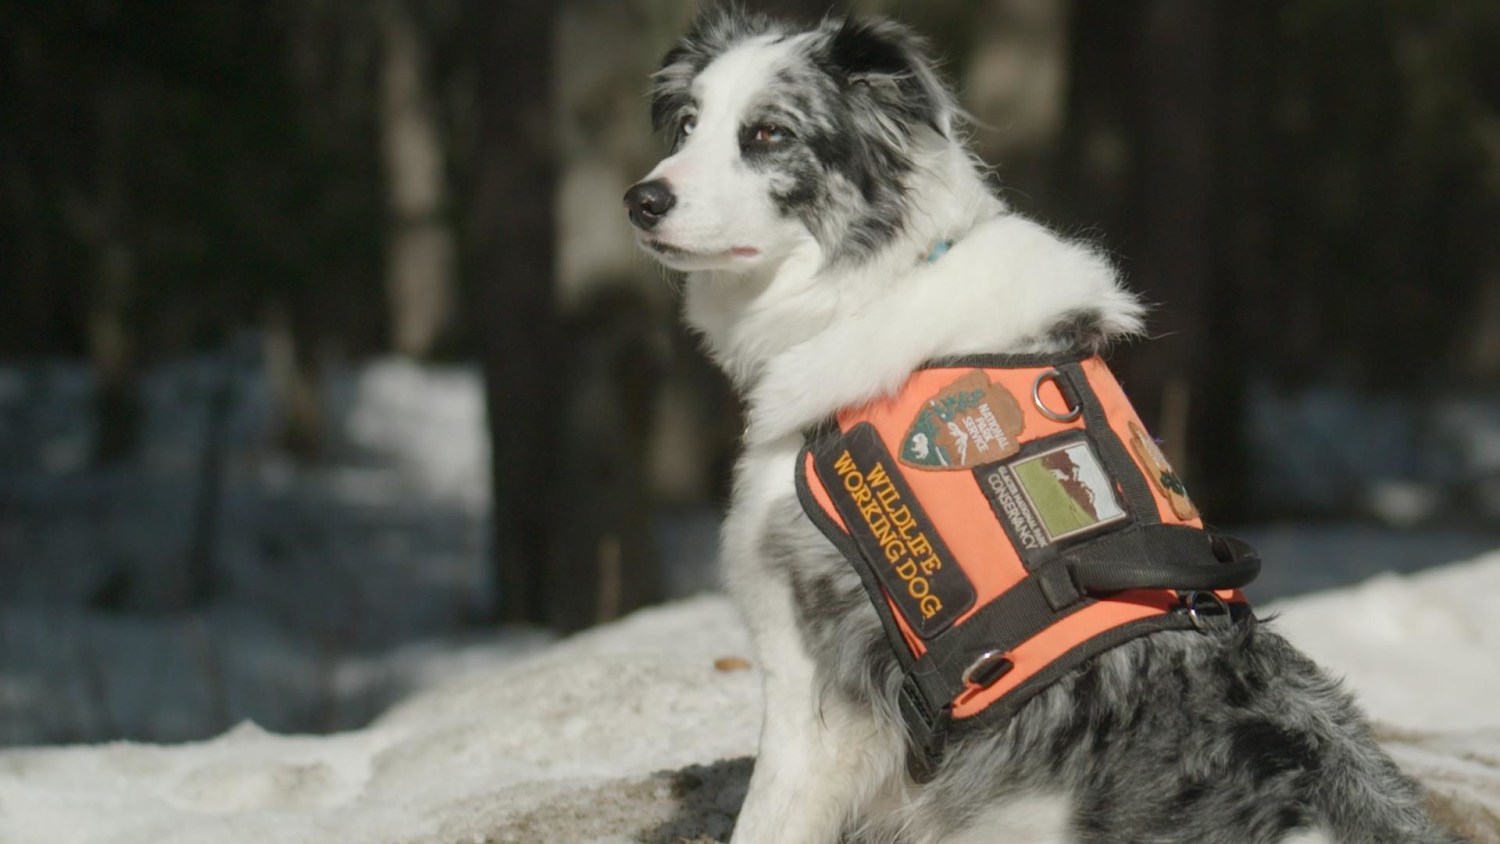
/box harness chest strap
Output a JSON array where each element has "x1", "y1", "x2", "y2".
[{"x1": 794, "y1": 354, "x2": 1260, "y2": 779}]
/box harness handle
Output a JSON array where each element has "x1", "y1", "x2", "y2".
[{"x1": 1063, "y1": 526, "x2": 1260, "y2": 595}]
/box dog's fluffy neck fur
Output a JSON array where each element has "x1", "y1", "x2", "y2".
[
  {"x1": 685, "y1": 139, "x2": 998, "y2": 383},
  {"x1": 684, "y1": 140, "x2": 1141, "y2": 446}
]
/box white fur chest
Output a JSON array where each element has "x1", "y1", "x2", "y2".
[{"x1": 719, "y1": 435, "x2": 805, "y2": 641}]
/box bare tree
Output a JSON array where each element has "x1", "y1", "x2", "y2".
[
  {"x1": 1056, "y1": 0, "x2": 1247, "y2": 516},
  {"x1": 80, "y1": 94, "x2": 143, "y2": 466},
  {"x1": 378, "y1": 0, "x2": 455, "y2": 359},
  {"x1": 1113, "y1": 0, "x2": 1223, "y2": 503},
  {"x1": 464, "y1": 0, "x2": 562, "y2": 625}
]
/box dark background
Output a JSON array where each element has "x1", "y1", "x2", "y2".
[{"x1": 2, "y1": 0, "x2": 1497, "y2": 745}]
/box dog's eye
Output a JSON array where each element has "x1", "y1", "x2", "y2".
[
  {"x1": 679, "y1": 114, "x2": 697, "y2": 138},
  {"x1": 753, "y1": 123, "x2": 791, "y2": 144}
]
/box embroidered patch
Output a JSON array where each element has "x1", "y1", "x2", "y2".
[
  {"x1": 1127, "y1": 422, "x2": 1198, "y2": 520},
  {"x1": 899, "y1": 370, "x2": 1025, "y2": 471},
  {"x1": 974, "y1": 436, "x2": 1127, "y2": 551},
  {"x1": 816, "y1": 423, "x2": 976, "y2": 638}
]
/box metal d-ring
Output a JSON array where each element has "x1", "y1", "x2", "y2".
[
  {"x1": 1183, "y1": 590, "x2": 1232, "y2": 631},
  {"x1": 1032, "y1": 369, "x2": 1082, "y2": 422},
  {"x1": 961, "y1": 650, "x2": 1014, "y2": 688}
]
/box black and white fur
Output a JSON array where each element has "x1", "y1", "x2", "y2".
[{"x1": 626, "y1": 10, "x2": 1458, "y2": 844}]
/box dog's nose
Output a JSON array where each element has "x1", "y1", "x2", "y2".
[{"x1": 624, "y1": 180, "x2": 676, "y2": 230}]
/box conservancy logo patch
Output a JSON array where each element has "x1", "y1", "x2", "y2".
[
  {"x1": 816, "y1": 423, "x2": 976, "y2": 638},
  {"x1": 899, "y1": 370, "x2": 1025, "y2": 471},
  {"x1": 975, "y1": 436, "x2": 1127, "y2": 551}
]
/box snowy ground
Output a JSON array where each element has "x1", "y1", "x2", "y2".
[
  {"x1": 0, "y1": 598, "x2": 760, "y2": 844},
  {"x1": 2, "y1": 551, "x2": 1498, "y2": 844}
]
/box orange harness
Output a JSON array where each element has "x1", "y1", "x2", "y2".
[{"x1": 796, "y1": 354, "x2": 1259, "y2": 778}]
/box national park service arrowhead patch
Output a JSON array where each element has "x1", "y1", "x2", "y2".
[
  {"x1": 899, "y1": 370, "x2": 1025, "y2": 471},
  {"x1": 1128, "y1": 421, "x2": 1199, "y2": 520}
]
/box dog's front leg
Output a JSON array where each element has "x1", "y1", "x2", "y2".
[
  {"x1": 724, "y1": 446, "x2": 903, "y2": 844},
  {"x1": 730, "y1": 619, "x2": 895, "y2": 844}
]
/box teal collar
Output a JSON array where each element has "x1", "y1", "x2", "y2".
[{"x1": 923, "y1": 239, "x2": 954, "y2": 264}]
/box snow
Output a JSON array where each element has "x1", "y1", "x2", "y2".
[
  {"x1": 341, "y1": 359, "x2": 490, "y2": 512},
  {"x1": 1266, "y1": 551, "x2": 1500, "y2": 843},
  {"x1": 0, "y1": 598, "x2": 759, "y2": 844},
  {"x1": 2, "y1": 553, "x2": 1499, "y2": 843},
  {"x1": 1266, "y1": 551, "x2": 1500, "y2": 732}
]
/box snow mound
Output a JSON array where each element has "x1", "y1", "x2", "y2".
[
  {"x1": 1267, "y1": 547, "x2": 1500, "y2": 732},
  {"x1": 3, "y1": 555, "x2": 1500, "y2": 843},
  {"x1": 0, "y1": 597, "x2": 758, "y2": 844},
  {"x1": 1378, "y1": 727, "x2": 1500, "y2": 844}
]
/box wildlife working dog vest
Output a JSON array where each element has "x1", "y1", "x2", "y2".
[{"x1": 796, "y1": 354, "x2": 1260, "y2": 779}]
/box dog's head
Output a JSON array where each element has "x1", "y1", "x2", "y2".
[{"x1": 625, "y1": 11, "x2": 957, "y2": 272}]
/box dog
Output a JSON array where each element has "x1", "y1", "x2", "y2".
[{"x1": 625, "y1": 9, "x2": 1458, "y2": 844}]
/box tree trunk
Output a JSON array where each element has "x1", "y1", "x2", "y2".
[
  {"x1": 958, "y1": 0, "x2": 1073, "y2": 212},
  {"x1": 86, "y1": 94, "x2": 142, "y2": 467},
  {"x1": 1121, "y1": 0, "x2": 1218, "y2": 503},
  {"x1": 548, "y1": 287, "x2": 665, "y2": 631},
  {"x1": 466, "y1": 0, "x2": 561, "y2": 626},
  {"x1": 1204, "y1": 1, "x2": 1278, "y2": 521},
  {"x1": 378, "y1": 0, "x2": 455, "y2": 359},
  {"x1": 263, "y1": 305, "x2": 325, "y2": 460},
  {"x1": 88, "y1": 241, "x2": 142, "y2": 465},
  {"x1": 1072, "y1": 0, "x2": 1244, "y2": 517}
]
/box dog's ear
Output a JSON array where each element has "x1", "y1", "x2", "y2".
[{"x1": 820, "y1": 17, "x2": 955, "y2": 139}]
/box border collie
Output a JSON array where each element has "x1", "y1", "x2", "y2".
[{"x1": 625, "y1": 10, "x2": 1458, "y2": 844}]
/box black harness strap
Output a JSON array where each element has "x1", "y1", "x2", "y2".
[
  {"x1": 894, "y1": 524, "x2": 1258, "y2": 761},
  {"x1": 913, "y1": 527, "x2": 1255, "y2": 688},
  {"x1": 1061, "y1": 360, "x2": 1162, "y2": 526}
]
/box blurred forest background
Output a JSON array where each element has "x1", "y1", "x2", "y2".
[{"x1": 2, "y1": 0, "x2": 1498, "y2": 746}]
